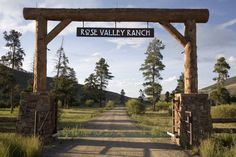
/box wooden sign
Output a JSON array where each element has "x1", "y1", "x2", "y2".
[{"x1": 76, "y1": 27, "x2": 154, "y2": 37}]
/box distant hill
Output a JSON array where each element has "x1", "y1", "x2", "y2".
[
  {"x1": 200, "y1": 76, "x2": 236, "y2": 96},
  {"x1": 2, "y1": 65, "x2": 129, "y2": 102}
]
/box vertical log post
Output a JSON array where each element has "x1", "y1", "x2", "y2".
[
  {"x1": 33, "y1": 16, "x2": 47, "y2": 92},
  {"x1": 184, "y1": 20, "x2": 198, "y2": 93}
]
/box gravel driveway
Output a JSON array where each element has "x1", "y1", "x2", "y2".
[{"x1": 43, "y1": 107, "x2": 191, "y2": 157}]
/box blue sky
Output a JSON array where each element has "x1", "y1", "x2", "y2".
[{"x1": 0, "y1": 0, "x2": 236, "y2": 97}]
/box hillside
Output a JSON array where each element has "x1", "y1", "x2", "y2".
[
  {"x1": 3, "y1": 66, "x2": 129, "y2": 102},
  {"x1": 200, "y1": 76, "x2": 236, "y2": 96}
]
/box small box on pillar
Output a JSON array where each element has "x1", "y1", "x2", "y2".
[
  {"x1": 17, "y1": 92, "x2": 57, "y2": 143},
  {"x1": 172, "y1": 93, "x2": 212, "y2": 147}
]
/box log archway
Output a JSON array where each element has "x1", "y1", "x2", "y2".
[
  {"x1": 23, "y1": 8, "x2": 209, "y2": 94},
  {"x1": 20, "y1": 8, "x2": 212, "y2": 146}
]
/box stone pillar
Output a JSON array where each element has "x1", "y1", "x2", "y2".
[
  {"x1": 17, "y1": 92, "x2": 56, "y2": 143},
  {"x1": 173, "y1": 93, "x2": 212, "y2": 147}
]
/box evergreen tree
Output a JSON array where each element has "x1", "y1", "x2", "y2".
[
  {"x1": 2, "y1": 30, "x2": 25, "y2": 70},
  {"x1": 213, "y1": 57, "x2": 230, "y2": 87},
  {"x1": 174, "y1": 73, "x2": 184, "y2": 94},
  {"x1": 82, "y1": 73, "x2": 99, "y2": 102},
  {"x1": 140, "y1": 38, "x2": 165, "y2": 111},
  {"x1": 94, "y1": 58, "x2": 113, "y2": 107},
  {"x1": 138, "y1": 89, "x2": 145, "y2": 102},
  {"x1": 2, "y1": 30, "x2": 25, "y2": 113},
  {"x1": 165, "y1": 91, "x2": 171, "y2": 102},
  {"x1": 52, "y1": 49, "x2": 78, "y2": 108},
  {"x1": 211, "y1": 57, "x2": 231, "y2": 104},
  {"x1": 120, "y1": 89, "x2": 125, "y2": 105},
  {"x1": 0, "y1": 64, "x2": 15, "y2": 107}
]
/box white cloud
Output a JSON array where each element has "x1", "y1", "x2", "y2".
[
  {"x1": 227, "y1": 56, "x2": 236, "y2": 69},
  {"x1": 219, "y1": 18, "x2": 236, "y2": 29},
  {"x1": 161, "y1": 76, "x2": 177, "y2": 83},
  {"x1": 107, "y1": 38, "x2": 149, "y2": 49},
  {"x1": 198, "y1": 24, "x2": 236, "y2": 49}
]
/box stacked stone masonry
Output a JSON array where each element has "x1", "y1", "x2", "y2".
[
  {"x1": 17, "y1": 92, "x2": 56, "y2": 143},
  {"x1": 173, "y1": 93, "x2": 212, "y2": 147}
]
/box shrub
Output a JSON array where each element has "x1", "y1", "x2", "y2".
[
  {"x1": 156, "y1": 101, "x2": 172, "y2": 111},
  {"x1": 105, "y1": 100, "x2": 114, "y2": 110},
  {"x1": 84, "y1": 99, "x2": 95, "y2": 107},
  {"x1": 126, "y1": 99, "x2": 145, "y2": 115},
  {"x1": 0, "y1": 133, "x2": 42, "y2": 157},
  {"x1": 167, "y1": 105, "x2": 172, "y2": 116},
  {"x1": 199, "y1": 134, "x2": 236, "y2": 157},
  {"x1": 211, "y1": 104, "x2": 236, "y2": 118}
]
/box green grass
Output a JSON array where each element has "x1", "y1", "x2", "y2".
[
  {"x1": 0, "y1": 133, "x2": 42, "y2": 157},
  {"x1": 211, "y1": 104, "x2": 236, "y2": 129},
  {"x1": 58, "y1": 107, "x2": 106, "y2": 128},
  {"x1": 130, "y1": 107, "x2": 172, "y2": 137},
  {"x1": 211, "y1": 104, "x2": 236, "y2": 118},
  {"x1": 0, "y1": 108, "x2": 18, "y2": 117},
  {"x1": 198, "y1": 134, "x2": 236, "y2": 157}
]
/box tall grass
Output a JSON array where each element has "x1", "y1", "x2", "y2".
[
  {"x1": 0, "y1": 133, "x2": 41, "y2": 157},
  {"x1": 211, "y1": 104, "x2": 236, "y2": 118},
  {"x1": 199, "y1": 134, "x2": 236, "y2": 157},
  {"x1": 105, "y1": 100, "x2": 115, "y2": 110}
]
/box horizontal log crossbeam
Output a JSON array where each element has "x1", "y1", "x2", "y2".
[
  {"x1": 23, "y1": 7, "x2": 209, "y2": 93},
  {"x1": 23, "y1": 8, "x2": 209, "y2": 23}
]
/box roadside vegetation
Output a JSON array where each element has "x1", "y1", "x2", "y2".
[
  {"x1": 192, "y1": 133, "x2": 236, "y2": 157},
  {"x1": 0, "y1": 133, "x2": 41, "y2": 157},
  {"x1": 126, "y1": 100, "x2": 172, "y2": 137}
]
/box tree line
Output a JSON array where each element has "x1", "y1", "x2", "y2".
[
  {"x1": 139, "y1": 37, "x2": 234, "y2": 111},
  {"x1": 0, "y1": 29, "x2": 234, "y2": 113},
  {"x1": 0, "y1": 29, "x2": 117, "y2": 112}
]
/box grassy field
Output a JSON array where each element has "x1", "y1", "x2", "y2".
[
  {"x1": 130, "y1": 107, "x2": 172, "y2": 137},
  {"x1": 58, "y1": 107, "x2": 106, "y2": 128},
  {"x1": 0, "y1": 108, "x2": 19, "y2": 117},
  {"x1": 0, "y1": 133, "x2": 41, "y2": 157},
  {"x1": 211, "y1": 104, "x2": 236, "y2": 129}
]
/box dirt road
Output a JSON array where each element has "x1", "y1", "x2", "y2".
[{"x1": 43, "y1": 107, "x2": 191, "y2": 157}]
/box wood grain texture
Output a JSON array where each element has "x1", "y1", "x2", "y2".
[
  {"x1": 46, "y1": 19, "x2": 71, "y2": 44},
  {"x1": 184, "y1": 20, "x2": 198, "y2": 94},
  {"x1": 33, "y1": 16, "x2": 47, "y2": 92},
  {"x1": 159, "y1": 22, "x2": 187, "y2": 47},
  {"x1": 23, "y1": 8, "x2": 209, "y2": 23}
]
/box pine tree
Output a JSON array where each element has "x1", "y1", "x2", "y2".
[
  {"x1": 120, "y1": 89, "x2": 125, "y2": 105},
  {"x1": 83, "y1": 73, "x2": 99, "y2": 102},
  {"x1": 2, "y1": 30, "x2": 25, "y2": 113},
  {"x1": 165, "y1": 91, "x2": 171, "y2": 102},
  {"x1": 52, "y1": 46, "x2": 78, "y2": 108},
  {"x1": 94, "y1": 58, "x2": 113, "y2": 107},
  {"x1": 138, "y1": 89, "x2": 145, "y2": 102},
  {"x1": 0, "y1": 64, "x2": 15, "y2": 107},
  {"x1": 213, "y1": 57, "x2": 230, "y2": 87},
  {"x1": 174, "y1": 73, "x2": 184, "y2": 94},
  {"x1": 211, "y1": 57, "x2": 231, "y2": 104},
  {"x1": 140, "y1": 38, "x2": 165, "y2": 111},
  {"x1": 2, "y1": 30, "x2": 25, "y2": 70}
]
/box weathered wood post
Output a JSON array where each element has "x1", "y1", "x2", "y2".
[
  {"x1": 184, "y1": 20, "x2": 198, "y2": 94},
  {"x1": 34, "y1": 16, "x2": 47, "y2": 92}
]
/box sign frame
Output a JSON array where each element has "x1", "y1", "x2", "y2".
[{"x1": 76, "y1": 27, "x2": 154, "y2": 38}]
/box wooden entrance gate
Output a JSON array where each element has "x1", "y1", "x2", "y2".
[{"x1": 19, "y1": 7, "x2": 212, "y2": 146}]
